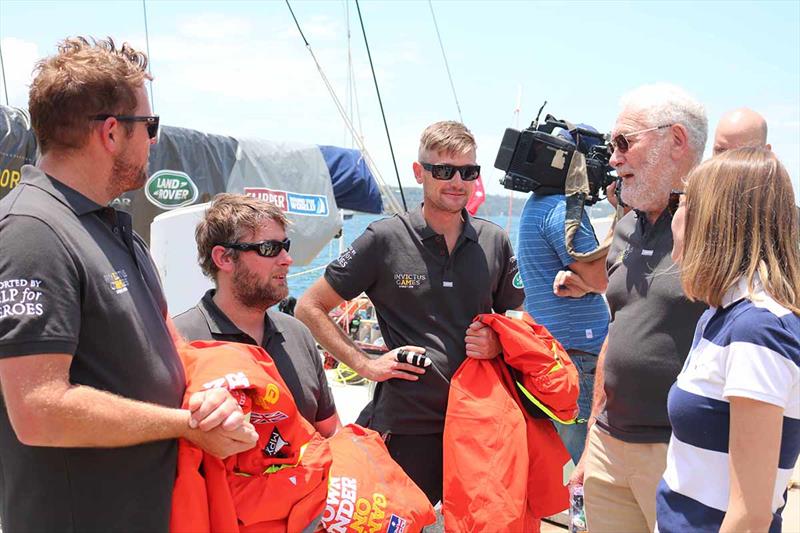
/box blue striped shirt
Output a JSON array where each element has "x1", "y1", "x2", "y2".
[
  {"x1": 656, "y1": 278, "x2": 800, "y2": 533},
  {"x1": 516, "y1": 194, "x2": 609, "y2": 354}
]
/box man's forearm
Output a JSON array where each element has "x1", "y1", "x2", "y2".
[
  {"x1": 586, "y1": 337, "x2": 608, "y2": 427},
  {"x1": 18, "y1": 383, "x2": 191, "y2": 448},
  {"x1": 296, "y1": 303, "x2": 372, "y2": 375}
]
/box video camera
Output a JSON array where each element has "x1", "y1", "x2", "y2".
[{"x1": 494, "y1": 111, "x2": 616, "y2": 205}]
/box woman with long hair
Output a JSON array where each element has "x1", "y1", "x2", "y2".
[{"x1": 656, "y1": 147, "x2": 800, "y2": 532}]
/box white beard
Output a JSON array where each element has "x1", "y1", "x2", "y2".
[{"x1": 620, "y1": 142, "x2": 677, "y2": 213}]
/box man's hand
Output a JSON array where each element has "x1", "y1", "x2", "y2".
[
  {"x1": 185, "y1": 420, "x2": 259, "y2": 459},
  {"x1": 188, "y1": 388, "x2": 245, "y2": 432},
  {"x1": 360, "y1": 346, "x2": 427, "y2": 382},
  {"x1": 569, "y1": 454, "x2": 586, "y2": 488},
  {"x1": 465, "y1": 321, "x2": 502, "y2": 360},
  {"x1": 553, "y1": 270, "x2": 591, "y2": 299}
]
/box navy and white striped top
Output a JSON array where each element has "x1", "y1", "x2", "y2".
[{"x1": 656, "y1": 277, "x2": 800, "y2": 533}]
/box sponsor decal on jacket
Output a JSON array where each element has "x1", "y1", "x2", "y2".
[
  {"x1": 202, "y1": 371, "x2": 251, "y2": 391},
  {"x1": 393, "y1": 273, "x2": 426, "y2": 289},
  {"x1": 245, "y1": 187, "x2": 329, "y2": 217},
  {"x1": 512, "y1": 272, "x2": 524, "y2": 289},
  {"x1": 387, "y1": 514, "x2": 408, "y2": 533},
  {"x1": 145, "y1": 170, "x2": 199, "y2": 209},
  {"x1": 323, "y1": 476, "x2": 390, "y2": 533},
  {"x1": 250, "y1": 411, "x2": 289, "y2": 424},
  {"x1": 254, "y1": 383, "x2": 280, "y2": 408},
  {"x1": 264, "y1": 427, "x2": 290, "y2": 457}
]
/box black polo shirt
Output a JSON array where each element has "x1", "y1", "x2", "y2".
[
  {"x1": 324, "y1": 205, "x2": 524, "y2": 434},
  {"x1": 0, "y1": 166, "x2": 185, "y2": 532},
  {"x1": 597, "y1": 209, "x2": 706, "y2": 443},
  {"x1": 173, "y1": 290, "x2": 336, "y2": 425}
]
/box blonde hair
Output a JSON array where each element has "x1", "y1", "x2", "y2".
[
  {"x1": 418, "y1": 120, "x2": 476, "y2": 161},
  {"x1": 680, "y1": 148, "x2": 800, "y2": 313},
  {"x1": 29, "y1": 37, "x2": 152, "y2": 153},
  {"x1": 195, "y1": 193, "x2": 289, "y2": 280}
]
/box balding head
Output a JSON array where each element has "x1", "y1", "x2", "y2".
[{"x1": 713, "y1": 108, "x2": 770, "y2": 156}]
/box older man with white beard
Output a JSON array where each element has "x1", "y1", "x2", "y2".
[{"x1": 568, "y1": 84, "x2": 709, "y2": 533}]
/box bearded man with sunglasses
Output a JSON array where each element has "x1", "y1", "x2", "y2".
[
  {"x1": 173, "y1": 193, "x2": 341, "y2": 437},
  {"x1": 569, "y1": 84, "x2": 709, "y2": 533},
  {"x1": 0, "y1": 37, "x2": 258, "y2": 532},
  {"x1": 296, "y1": 121, "x2": 524, "y2": 505}
]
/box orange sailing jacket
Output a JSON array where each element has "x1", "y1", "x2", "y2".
[
  {"x1": 443, "y1": 312, "x2": 576, "y2": 533},
  {"x1": 171, "y1": 341, "x2": 435, "y2": 533},
  {"x1": 171, "y1": 340, "x2": 332, "y2": 533}
]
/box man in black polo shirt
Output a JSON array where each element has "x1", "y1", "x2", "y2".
[
  {"x1": 568, "y1": 84, "x2": 709, "y2": 533},
  {"x1": 173, "y1": 193, "x2": 341, "y2": 436},
  {"x1": 0, "y1": 37, "x2": 257, "y2": 532},
  {"x1": 296, "y1": 121, "x2": 525, "y2": 504}
]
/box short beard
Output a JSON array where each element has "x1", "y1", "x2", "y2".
[
  {"x1": 620, "y1": 142, "x2": 677, "y2": 213},
  {"x1": 231, "y1": 260, "x2": 287, "y2": 310},
  {"x1": 108, "y1": 151, "x2": 148, "y2": 200}
]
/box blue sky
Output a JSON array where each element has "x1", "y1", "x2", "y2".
[{"x1": 1, "y1": 0, "x2": 798, "y2": 204}]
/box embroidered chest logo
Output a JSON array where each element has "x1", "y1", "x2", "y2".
[
  {"x1": 264, "y1": 427, "x2": 290, "y2": 457},
  {"x1": 393, "y1": 273, "x2": 426, "y2": 289},
  {"x1": 103, "y1": 270, "x2": 129, "y2": 294}
]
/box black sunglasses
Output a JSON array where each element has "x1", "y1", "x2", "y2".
[
  {"x1": 609, "y1": 124, "x2": 673, "y2": 154},
  {"x1": 667, "y1": 190, "x2": 684, "y2": 217},
  {"x1": 420, "y1": 162, "x2": 481, "y2": 182},
  {"x1": 92, "y1": 114, "x2": 160, "y2": 140},
  {"x1": 219, "y1": 239, "x2": 291, "y2": 258}
]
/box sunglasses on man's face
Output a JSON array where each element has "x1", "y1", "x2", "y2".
[
  {"x1": 608, "y1": 124, "x2": 673, "y2": 154},
  {"x1": 420, "y1": 162, "x2": 481, "y2": 182},
  {"x1": 92, "y1": 114, "x2": 160, "y2": 140},
  {"x1": 219, "y1": 238, "x2": 291, "y2": 258},
  {"x1": 667, "y1": 190, "x2": 685, "y2": 217}
]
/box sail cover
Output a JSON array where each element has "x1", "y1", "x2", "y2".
[{"x1": 0, "y1": 105, "x2": 384, "y2": 265}]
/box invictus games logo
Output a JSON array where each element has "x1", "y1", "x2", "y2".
[
  {"x1": 394, "y1": 273, "x2": 426, "y2": 289},
  {"x1": 103, "y1": 270, "x2": 129, "y2": 294},
  {"x1": 145, "y1": 170, "x2": 199, "y2": 210}
]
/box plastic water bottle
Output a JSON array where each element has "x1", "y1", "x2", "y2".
[{"x1": 569, "y1": 484, "x2": 588, "y2": 533}]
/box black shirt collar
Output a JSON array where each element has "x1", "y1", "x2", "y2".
[
  {"x1": 406, "y1": 203, "x2": 479, "y2": 242},
  {"x1": 21, "y1": 164, "x2": 107, "y2": 216},
  {"x1": 197, "y1": 289, "x2": 285, "y2": 340}
]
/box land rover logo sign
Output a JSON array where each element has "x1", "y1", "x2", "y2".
[{"x1": 145, "y1": 170, "x2": 199, "y2": 209}]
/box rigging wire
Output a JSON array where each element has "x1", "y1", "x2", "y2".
[
  {"x1": 141, "y1": 0, "x2": 155, "y2": 111},
  {"x1": 0, "y1": 39, "x2": 9, "y2": 106},
  {"x1": 284, "y1": 0, "x2": 404, "y2": 215},
  {"x1": 428, "y1": 0, "x2": 463, "y2": 123},
  {"x1": 354, "y1": 0, "x2": 408, "y2": 213}
]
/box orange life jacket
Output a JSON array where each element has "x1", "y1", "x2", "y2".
[
  {"x1": 170, "y1": 340, "x2": 331, "y2": 533},
  {"x1": 443, "y1": 312, "x2": 575, "y2": 532},
  {"x1": 323, "y1": 425, "x2": 436, "y2": 533}
]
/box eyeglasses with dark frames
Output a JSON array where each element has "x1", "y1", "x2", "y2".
[
  {"x1": 609, "y1": 124, "x2": 673, "y2": 154},
  {"x1": 91, "y1": 114, "x2": 160, "y2": 140},
  {"x1": 218, "y1": 239, "x2": 291, "y2": 258},
  {"x1": 420, "y1": 162, "x2": 481, "y2": 182},
  {"x1": 667, "y1": 190, "x2": 684, "y2": 217}
]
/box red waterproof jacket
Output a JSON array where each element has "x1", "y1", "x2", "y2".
[
  {"x1": 171, "y1": 340, "x2": 332, "y2": 533},
  {"x1": 323, "y1": 425, "x2": 436, "y2": 533},
  {"x1": 443, "y1": 313, "x2": 575, "y2": 533}
]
